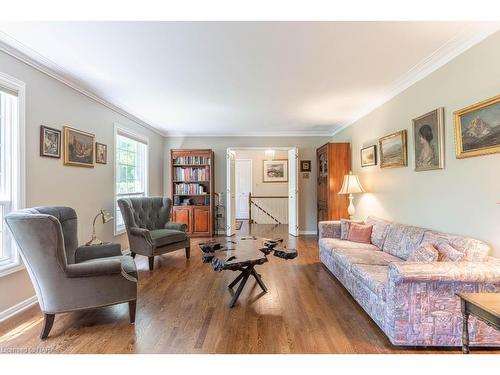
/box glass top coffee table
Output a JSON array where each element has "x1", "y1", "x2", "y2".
[{"x1": 199, "y1": 236, "x2": 298, "y2": 308}]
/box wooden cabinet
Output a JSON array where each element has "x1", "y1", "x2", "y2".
[
  {"x1": 316, "y1": 143, "x2": 351, "y2": 223},
  {"x1": 170, "y1": 149, "x2": 214, "y2": 237}
]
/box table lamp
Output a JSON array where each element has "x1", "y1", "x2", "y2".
[
  {"x1": 86, "y1": 209, "x2": 113, "y2": 246},
  {"x1": 338, "y1": 172, "x2": 365, "y2": 219}
]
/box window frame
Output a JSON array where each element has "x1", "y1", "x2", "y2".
[
  {"x1": 0, "y1": 71, "x2": 26, "y2": 277},
  {"x1": 113, "y1": 123, "x2": 149, "y2": 236}
]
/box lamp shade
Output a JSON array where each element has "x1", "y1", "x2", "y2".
[
  {"x1": 100, "y1": 209, "x2": 113, "y2": 224},
  {"x1": 338, "y1": 172, "x2": 365, "y2": 195}
]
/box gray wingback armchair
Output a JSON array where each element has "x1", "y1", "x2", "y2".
[
  {"x1": 118, "y1": 197, "x2": 191, "y2": 270},
  {"x1": 4, "y1": 207, "x2": 137, "y2": 339}
]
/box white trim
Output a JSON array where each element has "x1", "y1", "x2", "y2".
[
  {"x1": 0, "y1": 295, "x2": 37, "y2": 323},
  {"x1": 0, "y1": 34, "x2": 166, "y2": 138},
  {"x1": 299, "y1": 230, "x2": 317, "y2": 235},
  {"x1": 331, "y1": 23, "x2": 500, "y2": 136},
  {"x1": 235, "y1": 158, "x2": 252, "y2": 220},
  {"x1": 165, "y1": 132, "x2": 333, "y2": 137}
]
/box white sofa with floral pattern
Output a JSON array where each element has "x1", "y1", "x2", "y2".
[{"x1": 318, "y1": 216, "x2": 500, "y2": 347}]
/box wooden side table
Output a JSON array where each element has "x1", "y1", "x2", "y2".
[{"x1": 456, "y1": 293, "x2": 500, "y2": 354}]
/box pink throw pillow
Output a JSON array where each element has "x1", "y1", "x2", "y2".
[{"x1": 347, "y1": 223, "x2": 373, "y2": 244}]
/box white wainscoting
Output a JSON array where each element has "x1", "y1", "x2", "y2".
[
  {"x1": 251, "y1": 197, "x2": 288, "y2": 225},
  {"x1": 0, "y1": 295, "x2": 38, "y2": 322}
]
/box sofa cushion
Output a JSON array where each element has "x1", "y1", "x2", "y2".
[
  {"x1": 340, "y1": 219, "x2": 363, "y2": 240},
  {"x1": 150, "y1": 229, "x2": 187, "y2": 247},
  {"x1": 407, "y1": 243, "x2": 439, "y2": 262},
  {"x1": 365, "y1": 216, "x2": 393, "y2": 249},
  {"x1": 319, "y1": 238, "x2": 379, "y2": 252},
  {"x1": 80, "y1": 255, "x2": 137, "y2": 279},
  {"x1": 382, "y1": 223, "x2": 426, "y2": 260},
  {"x1": 328, "y1": 246, "x2": 402, "y2": 271},
  {"x1": 422, "y1": 230, "x2": 490, "y2": 261},
  {"x1": 435, "y1": 241, "x2": 465, "y2": 262},
  {"x1": 351, "y1": 264, "x2": 389, "y2": 301}
]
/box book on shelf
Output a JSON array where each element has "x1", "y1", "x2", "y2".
[
  {"x1": 174, "y1": 183, "x2": 207, "y2": 195},
  {"x1": 174, "y1": 167, "x2": 208, "y2": 181},
  {"x1": 173, "y1": 156, "x2": 211, "y2": 165}
]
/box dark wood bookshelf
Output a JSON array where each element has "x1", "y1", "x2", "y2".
[{"x1": 170, "y1": 149, "x2": 214, "y2": 237}]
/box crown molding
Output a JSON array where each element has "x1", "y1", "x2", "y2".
[
  {"x1": 0, "y1": 31, "x2": 167, "y2": 137},
  {"x1": 164, "y1": 131, "x2": 334, "y2": 137},
  {"x1": 331, "y1": 23, "x2": 500, "y2": 137}
]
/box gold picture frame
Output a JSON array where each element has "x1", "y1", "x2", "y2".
[
  {"x1": 453, "y1": 94, "x2": 500, "y2": 159},
  {"x1": 412, "y1": 107, "x2": 445, "y2": 171},
  {"x1": 63, "y1": 126, "x2": 95, "y2": 167},
  {"x1": 379, "y1": 130, "x2": 407, "y2": 168}
]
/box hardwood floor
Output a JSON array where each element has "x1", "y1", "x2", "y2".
[{"x1": 0, "y1": 224, "x2": 498, "y2": 354}]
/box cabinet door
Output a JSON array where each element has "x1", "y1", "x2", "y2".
[
  {"x1": 192, "y1": 206, "x2": 210, "y2": 235},
  {"x1": 173, "y1": 207, "x2": 191, "y2": 233}
]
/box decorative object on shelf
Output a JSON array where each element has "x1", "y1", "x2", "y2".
[
  {"x1": 379, "y1": 130, "x2": 407, "y2": 168},
  {"x1": 360, "y1": 145, "x2": 377, "y2": 167},
  {"x1": 412, "y1": 108, "x2": 445, "y2": 171},
  {"x1": 300, "y1": 160, "x2": 311, "y2": 172},
  {"x1": 338, "y1": 171, "x2": 365, "y2": 219},
  {"x1": 263, "y1": 159, "x2": 288, "y2": 183},
  {"x1": 40, "y1": 125, "x2": 61, "y2": 158},
  {"x1": 63, "y1": 126, "x2": 95, "y2": 167},
  {"x1": 453, "y1": 94, "x2": 500, "y2": 159},
  {"x1": 86, "y1": 209, "x2": 113, "y2": 246},
  {"x1": 96, "y1": 142, "x2": 107, "y2": 164}
]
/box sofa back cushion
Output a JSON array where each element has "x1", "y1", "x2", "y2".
[
  {"x1": 422, "y1": 230, "x2": 490, "y2": 261},
  {"x1": 382, "y1": 223, "x2": 426, "y2": 260},
  {"x1": 365, "y1": 216, "x2": 393, "y2": 249}
]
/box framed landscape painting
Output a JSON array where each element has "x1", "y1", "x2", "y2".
[
  {"x1": 379, "y1": 130, "x2": 407, "y2": 168},
  {"x1": 40, "y1": 125, "x2": 61, "y2": 158},
  {"x1": 360, "y1": 145, "x2": 377, "y2": 167},
  {"x1": 263, "y1": 159, "x2": 288, "y2": 183},
  {"x1": 63, "y1": 126, "x2": 95, "y2": 167},
  {"x1": 453, "y1": 94, "x2": 500, "y2": 158},
  {"x1": 412, "y1": 107, "x2": 445, "y2": 171}
]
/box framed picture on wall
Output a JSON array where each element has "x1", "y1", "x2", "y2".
[
  {"x1": 40, "y1": 125, "x2": 61, "y2": 158},
  {"x1": 63, "y1": 126, "x2": 95, "y2": 167},
  {"x1": 96, "y1": 142, "x2": 107, "y2": 164},
  {"x1": 412, "y1": 107, "x2": 445, "y2": 171},
  {"x1": 379, "y1": 130, "x2": 407, "y2": 168},
  {"x1": 263, "y1": 159, "x2": 288, "y2": 183},
  {"x1": 360, "y1": 145, "x2": 377, "y2": 167},
  {"x1": 453, "y1": 94, "x2": 500, "y2": 159},
  {"x1": 300, "y1": 160, "x2": 311, "y2": 172}
]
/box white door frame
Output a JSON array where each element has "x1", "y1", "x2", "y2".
[
  {"x1": 235, "y1": 158, "x2": 252, "y2": 220},
  {"x1": 226, "y1": 146, "x2": 299, "y2": 237}
]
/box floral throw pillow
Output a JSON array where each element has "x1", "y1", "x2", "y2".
[
  {"x1": 436, "y1": 241, "x2": 465, "y2": 262},
  {"x1": 407, "y1": 243, "x2": 439, "y2": 262}
]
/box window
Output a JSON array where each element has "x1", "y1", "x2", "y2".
[
  {"x1": 114, "y1": 126, "x2": 148, "y2": 234},
  {"x1": 0, "y1": 72, "x2": 25, "y2": 275}
]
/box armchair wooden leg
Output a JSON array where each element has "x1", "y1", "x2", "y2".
[
  {"x1": 129, "y1": 300, "x2": 137, "y2": 324},
  {"x1": 148, "y1": 256, "x2": 154, "y2": 271},
  {"x1": 185, "y1": 246, "x2": 191, "y2": 259},
  {"x1": 40, "y1": 313, "x2": 55, "y2": 340},
  {"x1": 130, "y1": 252, "x2": 136, "y2": 259}
]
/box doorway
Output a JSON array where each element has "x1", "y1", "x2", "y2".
[{"x1": 226, "y1": 147, "x2": 298, "y2": 237}]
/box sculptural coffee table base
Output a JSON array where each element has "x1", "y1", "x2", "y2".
[{"x1": 199, "y1": 237, "x2": 297, "y2": 308}]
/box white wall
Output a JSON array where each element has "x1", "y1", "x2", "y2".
[
  {"x1": 0, "y1": 50, "x2": 165, "y2": 314},
  {"x1": 331, "y1": 31, "x2": 500, "y2": 257},
  {"x1": 164, "y1": 136, "x2": 330, "y2": 233}
]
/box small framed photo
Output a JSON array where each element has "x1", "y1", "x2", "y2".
[
  {"x1": 360, "y1": 145, "x2": 377, "y2": 167},
  {"x1": 40, "y1": 126, "x2": 61, "y2": 158},
  {"x1": 263, "y1": 159, "x2": 288, "y2": 183},
  {"x1": 96, "y1": 142, "x2": 107, "y2": 164},
  {"x1": 413, "y1": 108, "x2": 445, "y2": 171},
  {"x1": 379, "y1": 130, "x2": 408, "y2": 169},
  {"x1": 63, "y1": 126, "x2": 95, "y2": 168},
  {"x1": 300, "y1": 160, "x2": 311, "y2": 172}
]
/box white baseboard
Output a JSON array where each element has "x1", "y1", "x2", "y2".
[
  {"x1": 299, "y1": 230, "x2": 317, "y2": 235},
  {"x1": 0, "y1": 295, "x2": 38, "y2": 322}
]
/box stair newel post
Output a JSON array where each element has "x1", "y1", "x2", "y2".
[{"x1": 248, "y1": 192, "x2": 252, "y2": 225}]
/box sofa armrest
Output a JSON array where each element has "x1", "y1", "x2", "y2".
[
  {"x1": 75, "y1": 243, "x2": 122, "y2": 263},
  {"x1": 165, "y1": 221, "x2": 187, "y2": 232},
  {"x1": 388, "y1": 261, "x2": 500, "y2": 285},
  {"x1": 65, "y1": 259, "x2": 123, "y2": 278},
  {"x1": 129, "y1": 227, "x2": 154, "y2": 246},
  {"x1": 318, "y1": 221, "x2": 341, "y2": 240}
]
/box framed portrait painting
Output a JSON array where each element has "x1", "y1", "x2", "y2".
[
  {"x1": 40, "y1": 125, "x2": 61, "y2": 158},
  {"x1": 379, "y1": 130, "x2": 407, "y2": 168},
  {"x1": 412, "y1": 107, "x2": 445, "y2": 171},
  {"x1": 360, "y1": 145, "x2": 377, "y2": 167},
  {"x1": 263, "y1": 159, "x2": 288, "y2": 183},
  {"x1": 453, "y1": 94, "x2": 500, "y2": 158},
  {"x1": 96, "y1": 142, "x2": 107, "y2": 164},
  {"x1": 63, "y1": 126, "x2": 95, "y2": 167}
]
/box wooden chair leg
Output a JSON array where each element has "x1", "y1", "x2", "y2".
[
  {"x1": 148, "y1": 256, "x2": 154, "y2": 271},
  {"x1": 129, "y1": 300, "x2": 137, "y2": 324},
  {"x1": 185, "y1": 246, "x2": 191, "y2": 259},
  {"x1": 40, "y1": 313, "x2": 55, "y2": 340}
]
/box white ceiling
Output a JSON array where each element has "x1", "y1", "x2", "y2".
[{"x1": 0, "y1": 21, "x2": 498, "y2": 136}]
